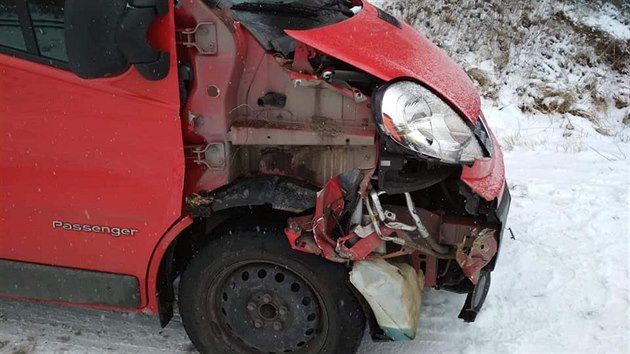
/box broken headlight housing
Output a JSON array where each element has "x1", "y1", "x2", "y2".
[{"x1": 374, "y1": 81, "x2": 484, "y2": 164}]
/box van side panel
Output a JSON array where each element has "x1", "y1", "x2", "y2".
[{"x1": 0, "y1": 7, "x2": 183, "y2": 308}]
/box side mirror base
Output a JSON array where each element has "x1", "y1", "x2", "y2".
[{"x1": 64, "y1": 0, "x2": 170, "y2": 80}]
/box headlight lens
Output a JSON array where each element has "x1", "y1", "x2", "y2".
[{"x1": 375, "y1": 81, "x2": 484, "y2": 164}]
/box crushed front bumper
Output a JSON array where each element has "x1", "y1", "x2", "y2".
[
  {"x1": 457, "y1": 182, "x2": 510, "y2": 322},
  {"x1": 460, "y1": 114, "x2": 507, "y2": 203}
]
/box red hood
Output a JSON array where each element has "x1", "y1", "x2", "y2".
[{"x1": 286, "y1": 2, "x2": 480, "y2": 124}]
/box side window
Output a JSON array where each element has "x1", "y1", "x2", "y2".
[
  {"x1": 0, "y1": 0, "x2": 26, "y2": 51},
  {"x1": 0, "y1": 0, "x2": 66, "y2": 65},
  {"x1": 27, "y1": 0, "x2": 66, "y2": 62}
]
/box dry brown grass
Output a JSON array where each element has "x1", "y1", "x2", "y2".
[
  {"x1": 614, "y1": 95, "x2": 629, "y2": 109},
  {"x1": 466, "y1": 68, "x2": 490, "y2": 89},
  {"x1": 552, "y1": 11, "x2": 630, "y2": 73},
  {"x1": 528, "y1": 88, "x2": 577, "y2": 115}
]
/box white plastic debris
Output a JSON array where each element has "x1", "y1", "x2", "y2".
[{"x1": 350, "y1": 259, "x2": 424, "y2": 340}]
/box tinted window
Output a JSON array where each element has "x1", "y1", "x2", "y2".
[
  {"x1": 27, "y1": 0, "x2": 66, "y2": 61},
  {"x1": 0, "y1": 0, "x2": 26, "y2": 51}
]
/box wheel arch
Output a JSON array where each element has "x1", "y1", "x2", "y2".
[
  {"x1": 192, "y1": 175, "x2": 318, "y2": 216},
  {"x1": 147, "y1": 176, "x2": 319, "y2": 327}
]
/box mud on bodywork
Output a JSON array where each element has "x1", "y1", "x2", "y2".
[{"x1": 185, "y1": 175, "x2": 318, "y2": 217}]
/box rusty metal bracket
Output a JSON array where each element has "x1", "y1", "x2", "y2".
[
  {"x1": 184, "y1": 143, "x2": 226, "y2": 170},
  {"x1": 455, "y1": 229, "x2": 497, "y2": 284},
  {"x1": 176, "y1": 23, "x2": 217, "y2": 55}
]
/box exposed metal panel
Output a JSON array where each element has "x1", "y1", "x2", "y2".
[
  {"x1": 247, "y1": 146, "x2": 376, "y2": 187},
  {"x1": 228, "y1": 126, "x2": 374, "y2": 146}
]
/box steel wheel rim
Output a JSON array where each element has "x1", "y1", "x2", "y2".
[{"x1": 207, "y1": 260, "x2": 328, "y2": 353}]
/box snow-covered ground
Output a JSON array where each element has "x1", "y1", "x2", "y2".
[{"x1": 1, "y1": 1, "x2": 629, "y2": 353}]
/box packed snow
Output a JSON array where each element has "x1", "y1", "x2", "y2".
[{"x1": 1, "y1": 0, "x2": 629, "y2": 353}]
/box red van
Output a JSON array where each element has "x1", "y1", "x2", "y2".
[{"x1": 0, "y1": 0, "x2": 510, "y2": 353}]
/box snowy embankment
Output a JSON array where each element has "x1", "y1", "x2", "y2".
[{"x1": 1, "y1": 1, "x2": 629, "y2": 353}]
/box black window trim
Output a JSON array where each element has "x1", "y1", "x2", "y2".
[
  {"x1": 15, "y1": 0, "x2": 39, "y2": 55},
  {"x1": 0, "y1": 0, "x2": 69, "y2": 70},
  {"x1": 0, "y1": 45, "x2": 69, "y2": 69}
]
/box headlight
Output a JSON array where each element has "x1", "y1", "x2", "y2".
[{"x1": 374, "y1": 81, "x2": 484, "y2": 164}]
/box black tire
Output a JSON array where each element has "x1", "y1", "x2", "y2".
[
  {"x1": 178, "y1": 225, "x2": 365, "y2": 354},
  {"x1": 458, "y1": 270, "x2": 491, "y2": 322}
]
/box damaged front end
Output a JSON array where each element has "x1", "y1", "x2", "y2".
[
  {"x1": 178, "y1": 0, "x2": 511, "y2": 342},
  {"x1": 285, "y1": 165, "x2": 510, "y2": 339},
  {"x1": 272, "y1": 2, "x2": 512, "y2": 340}
]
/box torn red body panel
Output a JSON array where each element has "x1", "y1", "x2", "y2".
[
  {"x1": 461, "y1": 114, "x2": 506, "y2": 202},
  {"x1": 285, "y1": 171, "x2": 388, "y2": 263},
  {"x1": 456, "y1": 229, "x2": 498, "y2": 284},
  {"x1": 285, "y1": 170, "x2": 501, "y2": 289}
]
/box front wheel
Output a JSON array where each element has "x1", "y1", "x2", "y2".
[{"x1": 178, "y1": 226, "x2": 365, "y2": 354}]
